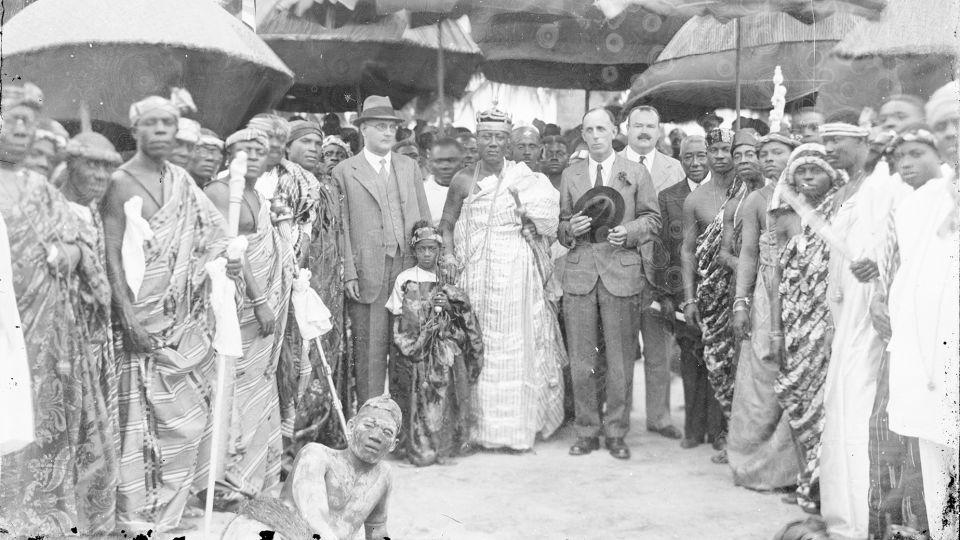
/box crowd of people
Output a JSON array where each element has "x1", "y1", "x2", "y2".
[{"x1": 0, "y1": 77, "x2": 958, "y2": 540}]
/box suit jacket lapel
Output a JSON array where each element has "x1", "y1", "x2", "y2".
[{"x1": 352, "y1": 155, "x2": 386, "y2": 210}]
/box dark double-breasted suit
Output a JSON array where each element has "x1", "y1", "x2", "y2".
[
  {"x1": 558, "y1": 155, "x2": 661, "y2": 439},
  {"x1": 334, "y1": 151, "x2": 431, "y2": 403}
]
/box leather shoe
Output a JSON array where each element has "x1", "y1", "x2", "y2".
[
  {"x1": 680, "y1": 437, "x2": 701, "y2": 449},
  {"x1": 648, "y1": 425, "x2": 683, "y2": 440},
  {"x1": 569, "y1": 437, "x2": 600, "y2": 456},
  {"x1": 606, "y1": 437, "x2": 631, "y2": 460}
]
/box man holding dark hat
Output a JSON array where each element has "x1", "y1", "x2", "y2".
[
  {"x1": 559, "y1": 106, "x2": 661, "y2": 460},
  {"x1": 334, "y1": 95, "x2": 430, "y2": 405}
]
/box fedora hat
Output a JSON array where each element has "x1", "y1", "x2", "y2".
[
  {"x1": 353, "y1": 95, "x2": 403, "y2": 126},
  {"x1": 573, "y1": 186, "x2": 625, "y2": 243}
]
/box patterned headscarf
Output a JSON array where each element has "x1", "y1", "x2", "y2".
[
  {"x1": 247, "y1": 114, "x2": 290, "y2": 144},
  {"x1": 64, "y1": 132, "x2": 122, "y2": 164},
  {"x1": 887, "y1": 123, "x2": 939, "y2": 154},
  {"x1": 176, "y1": 118, "x2": 202, "y2": 144},
  {"x1": 410, "y1": 225, "x2": 443, "y2": 247},
  {"x1": 225, "y1": 128, "x2": 269, "y2": 150},
  {"x1": 818, "y1": 122, "x2": 869, "y2": 139},
  {"x1": 129, "y1": 96, "x2": 179, "y2": 126},
  {"x1": 356, "y1": 394, "x2": 402, "y2": 429},
  {"x1": 705, "y1": 128, "x2": 734, "y2": 146},
  {"x1": 288, "y1": 120, "x2": 323, "y2": 144},
  {"x1": 322, "y1": 135, "x2": 352, "y2": 156}
]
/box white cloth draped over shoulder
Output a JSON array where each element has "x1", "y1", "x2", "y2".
[
  {"x1": 0, "y1": 212, "x2": 34, "y2": 455},
  {"x1": 454, "y1": 161, "x2": 565, "y2": 450},
  {"x1": 887, "y1": 177, "x2": 960, "y2": 450}
]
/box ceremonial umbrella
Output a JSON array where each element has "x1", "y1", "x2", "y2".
[
  {"x1": 831, "y1": 0, "x2": 959, "y2": 97},
  {"x1": 259, "y1": 8, "x2": 482, "y2": 113},
  {"x1": 470, "y1": 6, "x2": 688, "y2": 91},
  {"x1": 589, "y1": 0, "x2": 886, "y2": 23},
  {"x1": 1, "y1": 0, "x2": 294, "y2": 139},
  {"x1": 623, "y1": 11, "x2": 877, "y2": 121}
]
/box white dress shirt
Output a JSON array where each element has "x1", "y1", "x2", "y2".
[
  {"x1": 623, "y1": 145, "x2": 657, "y2": 169},
  {"x1": 363, "y1": 147, "x2": 392, "y2": 175},
  {"x1": 587, "y1": 152, "x2": 617, "y2": 187},
  {"x1": 689, "y1": 171, "x2": 711, "y2": 192}
]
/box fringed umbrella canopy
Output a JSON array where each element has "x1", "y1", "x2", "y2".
[
  {"x1": 625, "y1": 12, "x2": 867, "y2": 121},
  {"x1": 2, "y1": 0, "x2": 294, "y2": 138},
  {"x1": 832, "y1": 0, "x2": 960, "y2": 58},
  {"x1": 259, "y1": 9, "x2": 482, "y2": 112},
  {"x1": 472, "y1": 8, "x2": 688, "y2": 90},
  {"x1": 591, "y1": 0, "x2": 886, "y2": 23}
]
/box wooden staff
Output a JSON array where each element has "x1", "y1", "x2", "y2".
[
  {"x1": 203, "y1": 151, "x2": 247, "y2": 540},
  {"x1": 312, "y1": 337, "x2": 348, "y2": 437}
]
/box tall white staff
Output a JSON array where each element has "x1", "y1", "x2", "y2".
[
  {"x1": 202, "y1": 151, "x2": 248, "y2": 539},
  {"x1": 290, "y1": 268, "x2": 347, "y2": 436}
]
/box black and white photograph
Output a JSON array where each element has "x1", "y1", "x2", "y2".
[{"x1": 0, "y1": 0, "x2": 958, "y2": 538}]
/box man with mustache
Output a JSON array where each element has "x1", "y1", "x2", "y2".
[
  {"x1": 680, "y1": 128, "x2": 738, "y2": 463},
  {"x1": 722, "y1": 129, "x2": 799, "y2": 490},
  {"x1": 621, "y1": 105, "x2": 686, "y2": 442}
]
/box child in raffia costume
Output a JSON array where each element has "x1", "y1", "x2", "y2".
[{"x1": 386, "y1": 221, "x2": 484, "y2": 466}]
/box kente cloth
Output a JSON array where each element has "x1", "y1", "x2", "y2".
[
  {"x1": 820, "y1": 167, "x2": 902, "y2": 540},
  {"x1": 282, "y1": 174, "x2": 348, "y2": 474},
  {"x1": 392, "y1": 279, "x2": 484, "y2": 466},
  {"x1": 867, "y1": 354, "x2": 927, "y2": 540},
  {"x1": 0, "y1": 170, "x2": 119, "y2": 536},
  {"x1": 116, "y1": 165, "x2": 229, "y2": 531},
  {"x1": 778, "y1": 220, "x2": 834, "y2": 508},
  {"x1": 695, "y1": 181, "x2": 743, "y2": 419},
  {"x1": 259, "y1": 159, "x2": 321, "y2": 264},
  {"x1": 218, "y1": 190, "x2": 294, "y2": 502},
  {"x1": 727, "y1": 226, "x2": 799, "y2": 491},
  {"x1": 454, "y1": 161, "x2": 565, "y2": 450}
]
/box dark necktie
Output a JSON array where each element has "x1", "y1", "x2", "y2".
[{"x1": 594, "y1": 163, "x2": 603, "y2": 189}]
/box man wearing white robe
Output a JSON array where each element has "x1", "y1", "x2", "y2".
[{"x1": 884, "y1": 127, "x2": 959, "y2": 540}]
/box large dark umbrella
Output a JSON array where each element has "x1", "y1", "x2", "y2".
[
  {"x1": 471, "y1": 7, "x2": 688, "y2": 91},
  {"x1": 624, "y1": 12, "x2": 878, "y2": 121},
  {"x1": 590, "y1": 0, "x2": 886, "y2": 23},
  {"x1": 259, "y1": 8, "x2": 482, "y2": 113},
  {"x1": 1, "y1": 0, "x2": 294, "y2": 139}
]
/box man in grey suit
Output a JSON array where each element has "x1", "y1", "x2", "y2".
[
  {"x1": 334, "y1": 95, "x2": 431, "y2": 405},
  {"x1": 620, "y1": 105, "x2": 686, "y2": 440},
  {"x1": 559, "y1": 107, "x2": 661, "y2": 460}
]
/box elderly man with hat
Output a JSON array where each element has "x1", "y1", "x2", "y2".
[
  {"x1": 335, "y1": 96, "x2": 430, "y2": 407},
  {"x1": 721, "y1": 129, "x2": 799, "y2": 490},
  {"x1": 558, "y1": 106, "x2": 660, "y2": 460},
  {"x1": 679, "y1": 127, "x2": 738, "y2": 463},
  {"x1": 441, "y1": 105, "x2": 566, "y2": 452},
  {"x1": 187, "y1": 128, "x2": 224, "y2": 188},
  {"x1": 101, "y1": 95, "x2": 237, "y2": 532}
]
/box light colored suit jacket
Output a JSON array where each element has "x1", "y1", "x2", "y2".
[
  {"x1": 334, "y1": 151, "x2": 431, "y2": 303},
  {"x1": 619, "y1": 148, "x2": 685, "y2": 194},
  {"x1": 558, "y1": 155, "x2": 661, "y2": 297}
]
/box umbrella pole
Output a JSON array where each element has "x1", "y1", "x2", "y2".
[
  {"x1": 734, "y1": 18, "x2": 742, "y2": 130},
  {"x1": 437, "y1": 20, "x2": 446, "y2": 131},
  {"x1": 584, "y1": 90, "x2": 591, "y2": 114}
]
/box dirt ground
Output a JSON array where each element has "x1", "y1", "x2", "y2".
[{"x1": 166, "y1": 364, "x2": 807, "y2": 540}]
